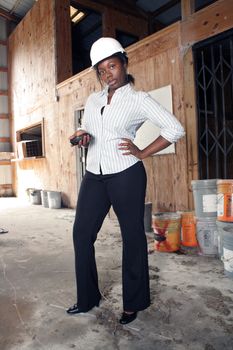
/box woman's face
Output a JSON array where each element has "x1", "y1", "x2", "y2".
[{"x1": 97, "y1": 56, "x2": 127, "y2": 92}]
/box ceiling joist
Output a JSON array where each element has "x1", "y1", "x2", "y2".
[
  {"x1": 0, "y1": 6, "x2": 20, "y2": 22},
  {"x1": 151, "y1": 0, "x2": 180, "y2": 17},
  {"x1": 10, "y1": 0, "x2": 23, "y2": 14}
]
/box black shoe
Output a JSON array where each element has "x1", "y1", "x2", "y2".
[
  {"x1": 66, "y1": 302, "x2": 99, "y2": 315},
  {"x1": 119, "y1": 311, "x2": 137, "y2": 325}
]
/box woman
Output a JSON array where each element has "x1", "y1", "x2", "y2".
[{"x1": 67, "y1": 37, "x2": 185, "y2": 325}]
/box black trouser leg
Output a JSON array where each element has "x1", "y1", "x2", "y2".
[
  {"x1": 73, "y1": 172, "x2": 111, "y2": 310},
  {"x1": 106, "y1": 162, "x2": 150, "y2": 311}
]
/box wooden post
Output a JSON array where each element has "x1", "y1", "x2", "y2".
[
  {"x1": 181, "y1": 0, "x2": 195, "y2": 20},
  {"x1": 182, "y1": 48, "x2": 199, "y2": 209},
  {"x1": 55, "y1": 0, "x2": 72, "y2": 83}
]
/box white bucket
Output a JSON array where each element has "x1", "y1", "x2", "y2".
[
  {"x1": 191, "y1": 179, "x2": 217, "y2": 217},
  {"x1": 47, "y1": 191, "x2": 61, "y2": 209},
  {"x1": 216, "y1": 221, "x2": 233, "y2": 259},
  {"x1": 41, "y1": 190, "x2": 49, "y2": 208},
  {"x1": 196, "y1": 217, "x2": 218, "y2": 256},
  {"x1": 222, "y1": 227, "x2": 233, "y2": 278},
  {"x1": 29, "y1": 189, "x2": 41, "y2": 205}
]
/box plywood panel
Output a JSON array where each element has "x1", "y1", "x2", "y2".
[
  {"x1": 182, "y1": 0, "x2": 233, "y2": 46},
  {"x1": 8, "y1": 0, "x2": 56, "y2": 117},
  {"x1": 127, "y1": 23, "x2": 180, "y2": 67}
]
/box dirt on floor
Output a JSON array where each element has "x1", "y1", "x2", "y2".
[{"x1": 0, "y1": 197, "x2": 233, "y2": 350}]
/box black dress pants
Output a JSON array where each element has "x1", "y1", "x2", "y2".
[{"x1": 72, "y1": 161, "x2": 150, "y2": 311}]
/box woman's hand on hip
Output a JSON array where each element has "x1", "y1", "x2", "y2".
[{"x1": 118, "y1": 138, "x2": 142, "y2": 159}]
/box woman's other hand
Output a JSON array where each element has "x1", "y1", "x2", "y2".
[
  {"x1": 118, "y1": 138, "x2": 143, "y2": 159},
  {"x1": 69, "y1": 130, "x2": 91, "y2": 147},
  {"x1": 119, "y1": 135, "x2": 172, "y2": 159}
]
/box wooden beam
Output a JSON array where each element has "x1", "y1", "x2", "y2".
[
  {"x1": 0, "y1": 67, "x2": 8, "y2": 72},
  {"x1": 181, "y1": 0, "x2": 195, "y2": 20},
  {"x1": 0, "y1": 7, "x2": 20, "y2": 23}
]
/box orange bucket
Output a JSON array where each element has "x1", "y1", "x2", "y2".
[
  {"x1": 217, "y1": 180, "x2": 233, "y2": 222},
  {"x1": 152, "y1": 212, "x2": 181, "y2": 252},
  {"x1": 180, "y1": 211, "x2": 197, "y2": 247}
]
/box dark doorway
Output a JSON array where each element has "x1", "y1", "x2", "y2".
[
  {"x1": 71, "y1": 3, "x2": 102, "y2": 74},
  {"x1": 193, "y1": 29, "x2": 233, "y2": 179}
]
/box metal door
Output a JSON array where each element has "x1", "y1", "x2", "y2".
[{"x1": 193, "y1": 29, "x2": 233, "y2": 179}]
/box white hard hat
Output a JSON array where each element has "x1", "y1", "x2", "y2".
[{"x1": 90, "y1": 37, "x2": 125, "y2": 67}]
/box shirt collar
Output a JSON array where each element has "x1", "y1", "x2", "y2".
[{"x1": 101, "y1": 83, "x2": 132, "y2": 96}]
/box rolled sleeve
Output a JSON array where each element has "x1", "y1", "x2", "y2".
[{"x1": 142, "y1": 94, "x2": 185, "y2": 143}]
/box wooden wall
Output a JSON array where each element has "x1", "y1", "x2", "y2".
[
  {"x1": 7, "y1": 0, "x2": 233, "y2": 210},
  {"x1": 7, "y1": 0, "x2": 148, "y2": 206}
]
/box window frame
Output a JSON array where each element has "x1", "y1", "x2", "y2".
[{"x1": 16, "y1": 119, "x2": 45, "y2": 160}]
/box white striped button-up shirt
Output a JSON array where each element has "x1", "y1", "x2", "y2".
[{"x1": 81, "y1": 83, "x2": 185, "y2": 175}]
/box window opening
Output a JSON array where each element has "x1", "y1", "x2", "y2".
[
  {"x1": 195, "y1": 0, "x2": 218, "y2": 12},
  {"x1": 116, "y1": 30, "x2": 138, "y2": 48},
  {"x1": 70, "y1": 2, "x2": 102, "y2": 74},
  {"x1": 16, "y1": 121, "x2": 45, "y2": 159}
]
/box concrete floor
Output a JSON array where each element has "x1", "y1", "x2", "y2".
[{"x1": 0, "y1": 197, "x2": 233, "y2": 350}]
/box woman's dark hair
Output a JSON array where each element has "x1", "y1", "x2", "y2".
[{"x1": 94, "y1": 52, "x2": 135, "y2": 85}]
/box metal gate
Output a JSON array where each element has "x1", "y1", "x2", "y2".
[{"x1": 193, "y1": 29, "x2": 233, "y2": 179}]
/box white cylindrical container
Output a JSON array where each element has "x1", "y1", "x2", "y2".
[
  {"x1": 222, "y1": 226, "x2": 233, "y2": 279},
  {"x1": 41, "y1": 190, "x2": 49, "y2": 208},
  {"x1": 191, "y1": 179, "x2": 217, "y2": 217},
  {"x1": 29, "y1": 189, "x2": 41, "y2": 205},
  {"x1": 216, "y1": 221, "x2": 233, "y2": 260},
  {"x1": 196, "y1": 217, "x2": 218, "y2": 256},
  {"x1": 47, "y1": 191, "x2": 61, "y2": 209}
]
